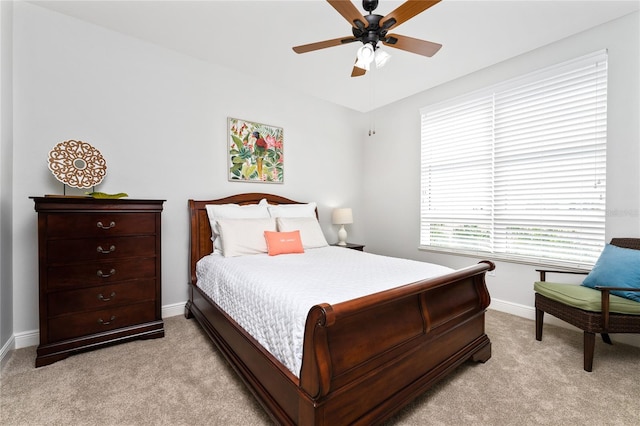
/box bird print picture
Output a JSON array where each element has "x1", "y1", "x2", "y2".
[{"x1": 228, "y1": 117, "x2": 284, "y2": 183}]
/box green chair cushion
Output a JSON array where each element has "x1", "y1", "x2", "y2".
[{"x1": 535, "y1": 281, "x2": 640, "y2": 315}]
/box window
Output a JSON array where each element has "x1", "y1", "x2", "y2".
[{"x1": 420, "y1": 50, "x2": 607, "y2": 268}]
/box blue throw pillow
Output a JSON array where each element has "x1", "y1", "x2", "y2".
[{"x1": 582, "y1": 244, "x2": 640, "y2": 302}]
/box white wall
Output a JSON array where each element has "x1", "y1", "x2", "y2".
[
  {"x1": 364, "y1": 12, "x2": 640, "y2": 344},
  {"x1": 7, "y1": 2, "x2": 639, "y2": 353},
  {"x1": 11, "y1": 2, "x2": 366, "y2": 342},
  {"x1": 1, "y1": 0, "x2": 15, "y2": 365}
]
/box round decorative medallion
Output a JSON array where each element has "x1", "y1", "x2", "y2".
[{"x1": 48, "y1": 140, "x2": 107, "y2": 189}]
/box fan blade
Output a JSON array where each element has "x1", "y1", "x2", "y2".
[
  {"x1": 351, "y1": 62, "x2": 366, "y2": 77},
  {"x1": 380, "y1": 0, "x2": 441, "y2": 31},
  {"x1": 327, "y1": 0, "x2": 368, "y2": 29},
  {"x1": 383, "y1": 34, "x2": 442, "y2": 57},
  {"x1": 293, "y1": 36, "x2": 357, "y2": 54}
]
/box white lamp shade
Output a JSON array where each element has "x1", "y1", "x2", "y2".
[
  {"x1": 374, "y1": 49, "x2": 391, "y2": 68},
  {"x1": 354, "y1": 44, "x2": 374, "y2": 70},
  {"x1": 332, "y1": 208, "x2": 353, "y2": 225}
]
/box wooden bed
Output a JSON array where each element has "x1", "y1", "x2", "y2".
[{"x1": 185, "y1": 193, "x2": 494, "y2": 425}]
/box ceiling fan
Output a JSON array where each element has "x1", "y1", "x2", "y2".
[{"x1": 292, "y1": 0, "x2": 442, "y2": 77}]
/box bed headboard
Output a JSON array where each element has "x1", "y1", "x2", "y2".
[{"x1": 188, "y1": 193, "x2": 310, "y2": 285}]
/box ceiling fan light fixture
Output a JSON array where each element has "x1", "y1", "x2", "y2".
[
  {"x1": 374, "y1": 49, "x2": 391, "y2": 68},
  {"x1": 292, "y1": 0, "x2": 442, "y2": 77},
  {"x1": 355, "y1": 43, "x2": 374, "y2": 70}
]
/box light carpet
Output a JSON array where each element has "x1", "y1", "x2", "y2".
[{"x1": 2, "y1": 310, "x2": 639, "y2": 425}]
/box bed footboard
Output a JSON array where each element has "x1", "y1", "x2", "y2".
[{"x1": 298, "y1": 261, "x2": 494, "y2": 425}]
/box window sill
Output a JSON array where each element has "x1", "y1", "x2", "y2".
[{"x1": 418, "y1": 245, "x2": 593, "y2": 271}]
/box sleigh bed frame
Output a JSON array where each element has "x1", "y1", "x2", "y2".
[{"x1": 185, "y1": 193, "x2": 494, "y2": 425}]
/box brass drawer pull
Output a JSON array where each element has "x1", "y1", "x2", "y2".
[
  {"x1": 96, "y1": 245, "x2": 116, "y2": 254},
  {"x1": 97, "y1": 315, "x2": 116, "y2": 325},
  {"x1": 97, "y1": 291, "x2": 116, "y2": 302},
  {"x1": 96, "y1": 269, "x2": 116, "y2": 278},
  {"x1": 96, "y1": 221, "x2": 116, "y2": 230}
]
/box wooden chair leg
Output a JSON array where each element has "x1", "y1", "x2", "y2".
[
  {"x1": 601, "y1": 333, "x2": 612, "y2": 345},
  {"x1": 535, "y1": 308, "x2": 544, "y2": 341},
  {"x1": 584, "y1": 332, "x2": 596, "y2": 372}
]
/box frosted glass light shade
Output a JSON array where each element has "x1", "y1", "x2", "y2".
[
  {"x1": 355, "y1": 44, "x2": 374, "y2": 70},
  {"x1": 375, "y1": 49, "x2": 391, "y2": 68}
]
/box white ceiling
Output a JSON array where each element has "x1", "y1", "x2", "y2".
[{"x1": 30, "y1": 0, "x2": 640, "y2": 112}]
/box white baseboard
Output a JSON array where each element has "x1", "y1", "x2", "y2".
[
  {"x1": 162, "y1": 301, "x2": 187, "y2": 318},
  {"x1": 13, "y1": 329, "x2": 38, "y2": 351},
  {"x1": 0, "y1": 334, "x2": 15, "y2": 370},
  {"x1": 489, "y1": 298, "x2": 537, "y2": 320}
]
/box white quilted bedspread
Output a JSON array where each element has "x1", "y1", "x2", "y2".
[{"x1": 196, "y1": 246, "x2": 453, "y2": 377}]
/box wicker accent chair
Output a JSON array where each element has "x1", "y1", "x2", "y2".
[{"x1": 534, "y1": 238, "x2": 640, "y2": 372}]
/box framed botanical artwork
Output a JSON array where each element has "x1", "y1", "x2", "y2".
[{"x1": 228, "y1": 117, "x2": 284, "y2": 183}]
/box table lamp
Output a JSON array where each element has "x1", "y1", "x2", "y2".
[{"x1": 332, "y1": 208, "x2": 353, "y2": 246}]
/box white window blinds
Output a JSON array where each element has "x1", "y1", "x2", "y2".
[{"x1": 420, "y1": 50, "x2": 607, "y2": 267}]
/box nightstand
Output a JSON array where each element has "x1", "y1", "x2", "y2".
[{"x1": 331, "y1": 243, "x2": 365, "y2": 251}]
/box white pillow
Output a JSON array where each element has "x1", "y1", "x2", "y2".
[
  {"x1": 205, "y1": 199, "x2": 269, "y2": 251},
  {"x1": 268, "y1": 202, "x2": 317, "y2": 218},
  {"x1": 216, "y1": 218, "x2": 276, "y2": 257},
  {"x1": 276, "y1": 217, "x2": 328, "y2": 249}
]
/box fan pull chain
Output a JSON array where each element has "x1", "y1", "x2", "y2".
[{"x1": 369, "y1": 65, "x2": 376, "y2": 136}]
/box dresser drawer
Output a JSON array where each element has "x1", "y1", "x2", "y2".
[
  {"x1": 48, "y1": 301, "x2": 157, "y2": 342},
  {"x1": 47, "y1": 279, "x2": 156, "y2": 316},
  {"x1": 47, "y1": 235, "x2": 156, "y2": 262},
  {"x1": 47, "y1": 258, "x2": 157, "y2": 290},
  {"x1": 45, "y1": 213, "x2": 157, "y2": 238}
]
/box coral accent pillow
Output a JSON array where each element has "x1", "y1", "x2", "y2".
[{"x1": 264, "y1": 231, "x2": 304, "y2": 256}]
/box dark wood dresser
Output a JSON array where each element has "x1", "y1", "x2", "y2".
[{"x1": 31, "y1": 197, "x2": 165, "y2": 367}]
